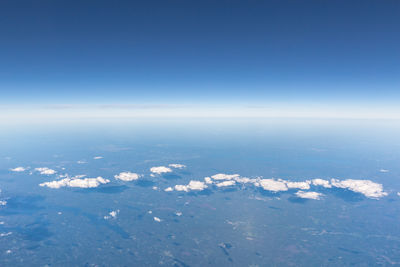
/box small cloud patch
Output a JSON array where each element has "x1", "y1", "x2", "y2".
[
  {"x1": 150, "y1": 166, "x2": 172, "y2": 174},
  {"x1": 204, "y1": 177, "x2": 213, "y2": 184},
  {"x1": 174, "y1": 180, "x2": 207, "y2": 192},
  {"x1": 286, "y1": 181, "x2": 311, "y2": 190},
  {"x1": 35, "y1": 167, "x2": 56, "y2": 175},
  {"x1": 215, "y1": 180, "x2": 236, "y2": 187},
  {"x1": 255, "y1": 179, "x2": 288, "y2": 192},
  {"x1": 330, "y1": 179, "x2": 387, "y2": 199},
  {"x1": 10, "y1": 167, "x2": 26, "y2": 172},
  {"x1": 211, "y1": 174, "x2": 240, "y2": 180},
  {"x1": 169, "y1": 164, "x2": 186, "y2": 169},
  {"x1": 0, "y1": 232, "x2": 12, "y2": 237},
  {"x1": 104, "y1": 209, "x2": 120, "y2": 220},
  {"x1": 114, "y1": 172, "x2": 141, "y2": 181},
  {"x1": 295, "y1": 191, "x2": 323, "y2": 200},
  {"x1": 39, "y1": 175, "x2": 110, "y2": 189},
  {"x1": 312, "y1": 179, "x2": 332, "y2": 188}
]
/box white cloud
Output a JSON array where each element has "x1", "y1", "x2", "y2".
[
  {"x1": 114, "y1": 171, "x2": 140, "y2": 181},
  {"x1": 204, "y1": 177, "x2": 213, "y2": 184},
  {"x1": 10, "y1": 167, "x2": 26, "y2": 172},
  {"x1": 174, "y1": 180, "x2": 207, "y2": 192},
  {"x1": 175, "y1": 212, "x2": 182, "y2": 216},
  {"x1": 93, "y1": 156, "x2": 103, "y2": 160},
  {"x1": 286, "y1": 181, "x2": 311, "y2": 190},
  {"x1": 295, "y1": 191, "x2": 323, "y2": 200},
  {"x1": 397, "y1": 192, "x2": 400, "y2": 197},
  {"x1": 39, "y1": 178, "x2": 69, "y2": 189},
  {"x1": 150, "y1": 166, "x2": 172, "y2": 174},
  {"x1": 0, "y1": 232, "x2": 12, "y2": 237},
  {"x1": 0, "y1": 200, "x2": 6, "y2": 206},
  {"x1": 380, "y1": 169, "x2": 389, "y2": 173},
  {"x1": 330, "y1": 179, "x2": 387, "y2": 199},
  {"x1": 169, "y1": 164, "x2": 186, "y2": 169},
  {"x1": 154, "y1": 217, "x2": 162, "y2": 222},
  {"x1": 216, "y1": 180, "x2": 236, "y2": 187},
  {"x1": 39, "y1": 175, "x2": 110, "y2": 189},
  {"x1": 211, "y1": 173, "x2": 240, "y2": 180},
  {"x1": 77, "y1": 160, "x2": 87, "y2": 164},
  {"x1": 187, "y1": 180, "x2": 207, "y2": 191},
  {"x1": 255, "y1": 179, "x2": 288, "y2": 192},
  {"x1": 234, "y1": 177, "x2": 257, "y2": 184},
  {"x1": 104, "y1": 209, "x2": 120, "y2": 220},
  {"x1": 35, "y1": 167, "x2": 56, "y2": 175},
  {"x1": 164, "y1": 187, "x2": 173, "y2": 192},
  {"x1": 174, "y1": 185, "x2": 187, "y2": 191},
  {"x1": 311, "y1": 178, "x2": 332, "y2": 188}
]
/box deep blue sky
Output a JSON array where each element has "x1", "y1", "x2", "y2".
[{"x1": 0, "y1": 0, "x2": 399, "y2": 106}]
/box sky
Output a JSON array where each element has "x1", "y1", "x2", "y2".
[{"x1": 0, "y1": 0, "x2": 399, "y2": 118}]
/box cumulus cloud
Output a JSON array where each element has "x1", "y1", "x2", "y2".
[
  {"x1": 174, "y1": 180, "x2": 207, "y2": 192},
  {"x1": 35, "y1": 167, "x2": 56, "y2": 175},
  {"x1": 379, "y1": 169, "x2": 389, "y2": 173},
  {"x1": 10, "y1": 167, "x2": 26, "y2": 172},
  {"x1": 211, "y1": 173, "x2": 240, "y2": 180},
  {"x1": 150, "y1": 166, "x2": 172, "y2": 174},
  {"x1": 93, "y1": 156, "x2": 103, "y2": 160},
  {"x1": 114, "y1": 172, "x2": 141, "y2": 181},
  {"x1": 154, "y1": 217, "x2": 162, "y2": 222},
  {"x1": 295, "y1": 191, "x2": 323, "y2": 200},
  {"x1": 216, "y1": 180, "x2": 236, "y2": 187},
  {"x1": 39, "y1": 175, "x2": 110, "y2": 189},
  {"x1": 286, "y1": 181, "x2": 311, "y2": 190},
  {"x1": 330, "y1": 179, "x2": 387, "y2": 199},
  {"x1": 312, "y1": 178, "x2": 332, "y2": 188},
  {"x1": 255, "y1": 179, "x2": 288, "y2": 192},
  {"x1": 159, "y1": 168, "x2": 388, "y2": 201},
  {"x1": 168, "y1": 164, "x2": 186, "y2": 169}
]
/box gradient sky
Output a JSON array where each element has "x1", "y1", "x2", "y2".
[{"x1": 1, "y1": 0, "x2": 399, "y2": 109}]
